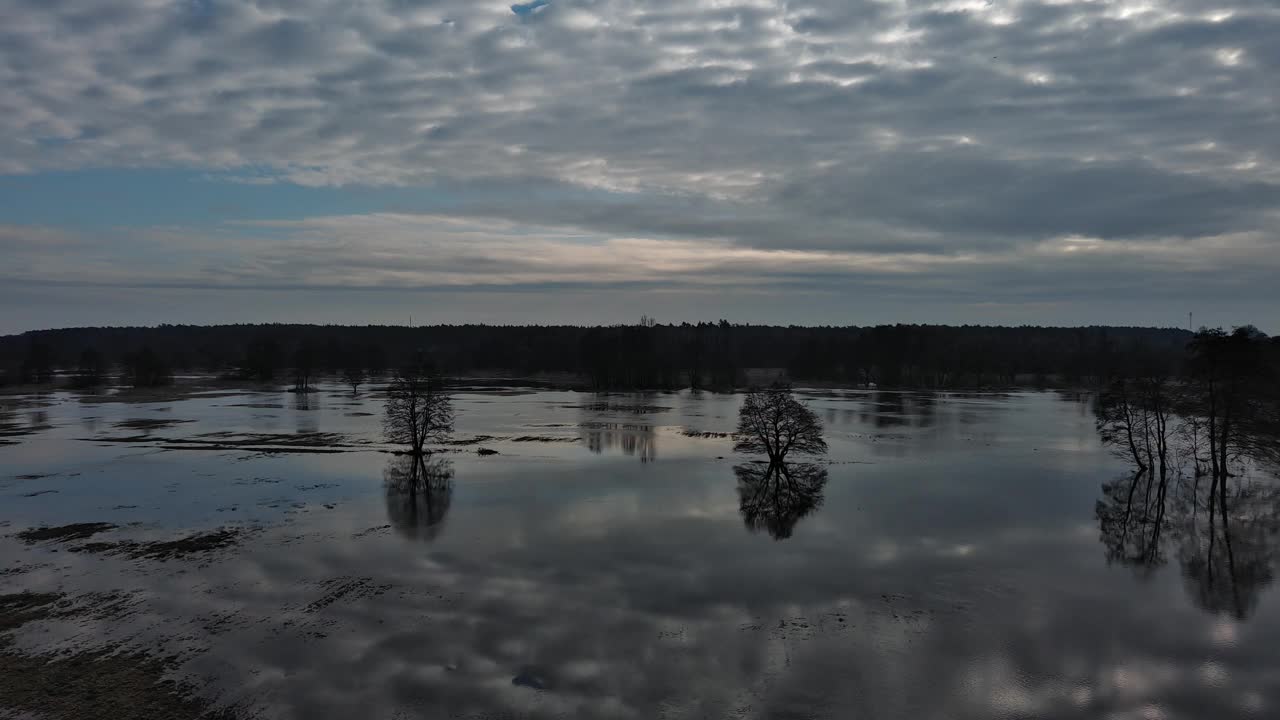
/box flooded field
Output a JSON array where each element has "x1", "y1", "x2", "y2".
[{"x1": 3, "y1": 383, "x2": 1278, "y2": 719}]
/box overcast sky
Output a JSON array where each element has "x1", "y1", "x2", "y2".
[{"x1": 2, "y1": 0, "x2": 1277, "y2": 333}]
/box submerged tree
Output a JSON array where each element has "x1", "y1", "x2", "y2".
[
  {"x1": 1187, "y1": 326, "x2": 1277, "y2": 479},
  {"x1": 1096, "y1": 376, "x2": 1174, "y2": 477},
  {"x1": 734, "y1": 462, "x2": 828, "y2": 540},
  {"x1": 734, "y1": 387, "x2": 827, "y2": 462},
  {"x1": 383, "y1": 365, "x2": 454, "y2": 455},
  {"x1": 343, "y1": 363, "x2": 365, "y2": 394},
  {"x1": 292, "y1": 341, "x2": 317, "y2": 392}
]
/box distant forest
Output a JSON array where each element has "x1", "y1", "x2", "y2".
[{"x1": 0, "y1": 322, "x2": 1236, "y2": 390}]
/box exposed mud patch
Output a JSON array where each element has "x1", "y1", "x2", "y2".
[
  {"x1": 0, "y1": 591, "x2": 64, "y2": 633},
  {"x1": 70, "y1": 528, "x2": 248, "y2": 562},
  {"x1": 510, "y1": 435, "x2": 582, "y2": 443},
  {"x1": 0, "y1": 591, "x2": 242, "y2": 720},
  {"x1": 567, "y1": 402, "x2": 673, "y2": 413},
  {"x1": 681, "y1": 429, "x2": 732, "y2": 438},
  {"x1": 303, "y1": 577, "x2": 392, "y2": 614},
  {"x1": 0, "y1": 563, "x2": 47, "y2": 579},
  {"x1": 17, "y1": 523, "x2": 119, "y2": 544},
  {"x1": 77, "y1": 387, "x2": 243, "y2": 405},
  {"x1": 224, "y1": 402, "x2": 284, "y2": 409},
  {"x1": 84, "y1": 430, "x2": 366, "y2": 454},
  {"x1": 443, "y1": 434, "x2": 506, "y2": 446},
  {"x1": 113, "y1": 418, "x2": 196, "y2": 432}
]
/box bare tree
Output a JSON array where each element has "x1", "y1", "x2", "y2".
[
  {"x1": 734, "y1": 387, "x2": 827, "y2": 462},
  {"x1": 383, "y1": 366, "x2": 454, "y2": 455},
  {"x1": 1097, "y1": 378, "x2": 1149, "y2": 473},
  {"x1": 1097, "y1": 376, "x2": 1175, "y2": 477},
  {"x1": 291, "y1": 342, "x2": 316, "y2": 393},
  {"x1": 343, "y1": 364, "x2": 365, "y2": 394},
  {"x1": 1188, "y1": 326, "x2": 1276, "y2": 479}
]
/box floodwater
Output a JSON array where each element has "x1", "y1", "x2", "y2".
[{"x1": 2, "y1": 383, "x2": 1278, "y2": 719}]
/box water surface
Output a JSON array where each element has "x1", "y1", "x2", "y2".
[{"x1": 2, "y1": 384, "x2": 1277, "y2": 718}]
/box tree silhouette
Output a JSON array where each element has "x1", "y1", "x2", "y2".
[
  {"x1": 1187, "y1": 326, "x2": 1277, "y2": 478},
  {"x1": 1097, "y1": 378, "x2": 1173, "y2": 475},
  {"x1": 384, "y1": 365, "x2": 454, "y2": 455},
  {"x1": 735, "y1": 462, "x2": 828, "y2": 540},
  {"x1": 342, "y1": 360, "x2": 365, "y2": 394},
  {"x1": 383, "y1": 455, "x2": 454, "y2": 542},
  {"x1": 292, "y1": 341, "x2": 317, "y2": 392},
  {"x1": 734, "y1": 387, "x2": 827, "y2": 462}
]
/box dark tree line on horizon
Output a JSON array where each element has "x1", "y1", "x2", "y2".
[{"x1": 0, "y1": 321, "x2": 1257, "y2": 391}]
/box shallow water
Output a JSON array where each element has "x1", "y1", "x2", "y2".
[{"x1": 2, "y1": 383, "x2": 1278, "y2": 718}]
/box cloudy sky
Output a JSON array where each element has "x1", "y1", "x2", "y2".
[{"x1": 1, "y1": 0, "x2": 1277, "y2": 333}]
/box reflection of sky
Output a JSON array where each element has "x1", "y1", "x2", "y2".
[{"x1": 2, "y1": 386, "x2": 1279, "y2": 718}]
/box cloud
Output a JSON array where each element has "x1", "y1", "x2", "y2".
[{"x1": 0, "y1": 0, "x2": 1278, "y2": 329}]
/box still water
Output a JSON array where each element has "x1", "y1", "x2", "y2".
[{"x1": 2, "y1": 384, "x2": 1278, "y2": 718}]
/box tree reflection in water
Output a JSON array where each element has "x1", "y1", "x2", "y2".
[
  {"x1": 734, "y1": 461, "x2": 828, "y2": 540},
  {"x1": 583, "y1": 422, "x2": 656, "y2": 462},
  {"x1": 1097, "y1": 470, "x2": 1280, "y2": 620},
  {"x1": 1178, "y1": 476, "x2": 1280, "y2": 620},
  {"x1": 1096, "y1": 470, "x2": 1170, "y2": 577},
  {"x1": 384, "y1": 455, "x2": 455, "y2": 542}
]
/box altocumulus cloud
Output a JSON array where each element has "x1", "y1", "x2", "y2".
[{"x1": 0, "y1": 0, "x2": 1278, "y2": 329}]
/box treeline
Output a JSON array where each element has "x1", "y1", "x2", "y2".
[{"x1": 0, "y1": 322, "x2": 1205, "y2": 390}]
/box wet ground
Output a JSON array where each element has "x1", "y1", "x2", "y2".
[{"x1": 2, "y1": 382, "x2": 1278, "y2": 718}]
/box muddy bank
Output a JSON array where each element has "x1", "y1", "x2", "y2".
[
  {"x1": 0, "y1": 591, "x2": 242, "y2": 720},
  {"x1": 15, "y1": 523, "x2": 252, "y2": 562},
  {"x1": 17, "y1": 523, "x2": 118, "y2": 544},
  {"x1": 681, "y1": 429, "x2": 731, "y2": 438},
  {"x1": 70, "y1": 528, "x2": 248, "y2": 561},
  {"x1": 84, "y1": 430, "x2": 372, "y2": 454}
]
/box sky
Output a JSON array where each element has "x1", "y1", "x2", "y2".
[{"x1": 1, "y1": 0, "x2": 1278, "y2": 334}]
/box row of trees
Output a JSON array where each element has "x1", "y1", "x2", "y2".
[
  {"x1": 1094, "y1": 325, "x2": 1280, "y2": 620},
  {"x1": 1, "y1": 322, "x2": 1195, "y2": 390},
  {"x1": 1096, "y1": 326, "x2": 1280, "y2": 480},
  {"x1": 382, "y1": 381, "x2": 832, "y2": 543}
]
